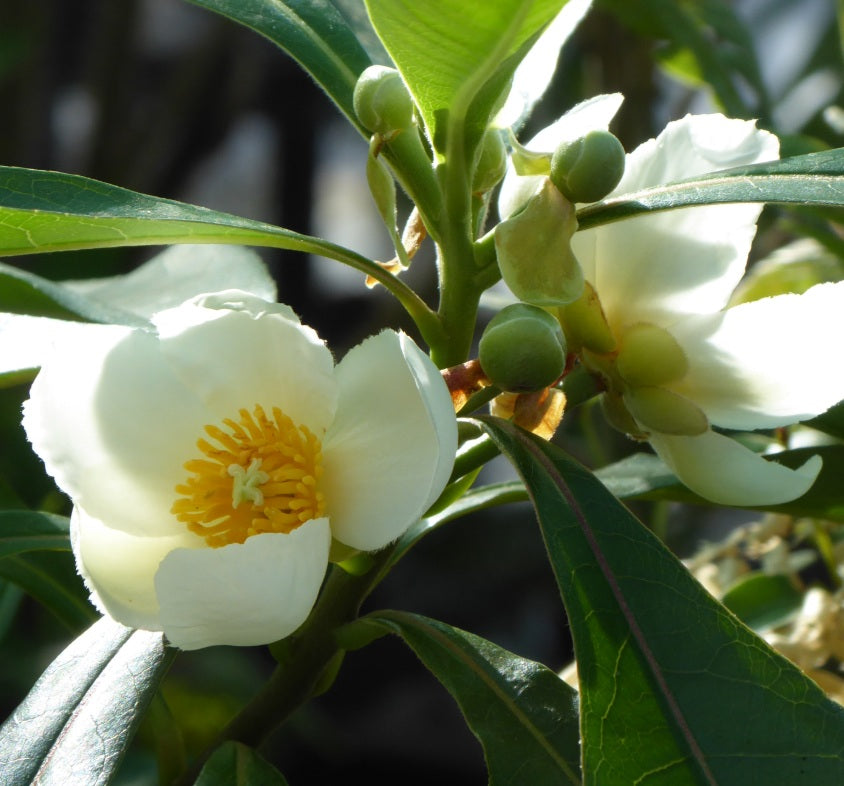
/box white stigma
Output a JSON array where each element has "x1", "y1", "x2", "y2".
[{"x1": 228, "y1": 458, "x2": 270, "y2": 508}]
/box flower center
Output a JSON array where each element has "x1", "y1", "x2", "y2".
[{"x1": 171, "y1": 404, "x2": 325, "y2": 548}]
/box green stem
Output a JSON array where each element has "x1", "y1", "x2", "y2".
[{"x1": 384, "y1": 127, "x2": 444, "y2": 244}]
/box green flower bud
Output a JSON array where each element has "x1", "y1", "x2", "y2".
[
  {"x1": 472, "y1": 129, "x2": 507, "y2": 193},
  {"x1": 479, "y1": 303, "x2": 567, "y2": 393},
  {"x1": 494, "y1": 179, "x2": 583, "y2": 307},
  {"x1": 353, "y1": 65, "x2": 414, "y2": 136},
  {"x1": 550, "y1": 130, "x2": 626, "y2": 203}
]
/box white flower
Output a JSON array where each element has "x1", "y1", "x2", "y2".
[
  {"x1": 23, "y1": 290, "x2": 456, "y2": 649},
  {"x1": 560, "y1": 113, "x2": 844, "y2": 506}
]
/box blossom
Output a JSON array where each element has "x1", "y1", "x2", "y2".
[
  {"x1": 557, "y1": 113, "x2": 844, "y2": 506},
  {"x1": 23, "y1": 290, "x2": 456, "y2": 649}
]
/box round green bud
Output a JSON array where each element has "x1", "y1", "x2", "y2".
[
  {"x1": 479, "y1": 303, "x2": 567, "y2": 393},
  {"x1": 353, "y1": 65, "x2": 414, "y2": 136},
  {"x1": 472, "y1": 129, "x2": 507, "y2": 193},
  {"x1": 550, "y1": 130, "x2": 626, "y2": 204}
]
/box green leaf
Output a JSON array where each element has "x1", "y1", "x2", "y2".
[
  {"x1": 478, "y1": 416, "x2": 844, "y2": 784},
  {"x1": 0, "y1": 551, "x2": 95, "y2": 631},
  {"x1": 721, "y1": 573, "x2": 804, "y2": 632},
  {"x1": 194, "y1": 741, "x2": 290, "y2": 786},
  {"x1": 0, "y1": 167, "x2": 438, "y2": 337},
  {"x1": 186, "y1": 0, "x2": 371, "y2": 130},
  {"x1": 0, "y1": 510, "x2": 70, "y2": 559},
  {"x1": 0, "y1": 262, "x2": 142, "y2": 324},
  {"x1": 364, "y1": 610, "x2": 582, "y2": 785},
  {"x1": 0, "y1": 616, "x2": 173, "y2": 786},
  {"x1": 577, "y1": 148, "x2": 844, "y2": 230},
  {"x1": 365, "y1": 0, "x2": 566, "y2": 155}
]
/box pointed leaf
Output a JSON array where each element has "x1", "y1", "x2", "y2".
[
  {"x1": 186, "y1": 0, "x2": 371, "y2": 130},
  {"x1": 195, "y1": 741, "x2": 290, "y2": 786},
  {"x1": 0, "y1": 616, "x2": 173, "y2": 786},
  {"x1": 478, "y1": 416, "x2": 844, "y2": 785},
  {"x1": 0, "y1": 167, "x2": 384, "y2": 281},
  {"x1": 577, "y1": 148, "x2": 844, "y2": 230},
  {"x1": 364, "y1": 610, "x2": 581, "y2": 785}
]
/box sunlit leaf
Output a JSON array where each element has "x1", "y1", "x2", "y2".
[
  {"x1": 577, "y1": 149, "x2": 844, "y2": 230},
  {"x1": 365, "y1": 0, "x2": 567, "y2": 156},
  {"x1": 0, "y1": 616, "x2": 172, "y2": 786},
  {"x1": 0, "y1": 168, "x2": 433, "y2": 325},
  {"x1": 479, "y1": 416, "x2": 844, "y2": 784},
  {"x1": 364, "y1": 610, "x2": 582, "y2": 785}
]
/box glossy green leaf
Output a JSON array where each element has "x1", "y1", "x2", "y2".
[
  {"x1": 0, "y1": 167, "x2": 372, "y2": 270},
  {"x1": 577, "y1": 149, "x2": 844, "y2": 230},
  {"x1": 0, "y1": 551, "x2": 95, "y2": 631},
  {"x1": 194, "y1": 741, "x2": 290, "y2": 786},
  {"x1": 0, "y1": 167, "x2": 436, "y2": 332},
  {"x1": 365, "y1": 0, "x2": 566, "y2": 155},
  {"x1": 363, "y1": 610, "x2": 582, "y2": 785},
  {"x1": 0, "y1": 510, "x2": 70, "y2": 559},
  {"x1": 0, "y1": 616, "x2": 172, "y2": 786},
  {"x1": 187, "y1": 0, "x2": 371, "y2": 130},
  {"x1": 479, "y1": 416, "x2": 844, "y2": 785}
]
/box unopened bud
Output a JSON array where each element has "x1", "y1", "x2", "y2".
[
  {"x1": 353, "y1": 66, "x2": 414, "y2": 136},
  {"x1": 550, "y1": 130, "x2": 625, "y2": 204},
  {"x1": 479, "y1": 303, "x2": 567, "y2": 393},
  {"x1": 494, "y1": 179, "x2": 583, "y2": 306}
]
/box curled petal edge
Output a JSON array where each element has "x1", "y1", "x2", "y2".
[{"x1": 648, "y1": 429, "x2": 822, "y2": 507}]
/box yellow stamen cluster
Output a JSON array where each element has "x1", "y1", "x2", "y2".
[{"x1": 172, "y1": 404, "x2": 325, "y2": 548}]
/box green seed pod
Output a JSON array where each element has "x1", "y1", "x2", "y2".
[
  {"x1": 550, "y1": 130, "x2": 626, "y2": 203},
  {"x1": 353, "y1": 65, "x2": 414, "y2": 136},
  {"x1": 479, "y1": 303, "x2": 567, "y2": 393},
  {"x1": 472, "y1": 129, "x2": 507, "y2": 193}
]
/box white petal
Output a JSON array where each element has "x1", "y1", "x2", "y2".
[
  {"x1": 322, "y1": 331, "x2": 457, "y2": 551},
  {"x1": 669, "y1": 282, "x2": 844, "y2": 429},
  {"x1": 65, "y1": 245, "x2": 277, "y2": 318},
  {"x1": 72, "y1": 506, "x2": 203, "y2": 631},
  {"x1": 495, "y1": 0, "x2": 594, "y2": 130},
  {"x1": 153, "y1": 291, "x2": 338, "y2": 434},
  {"x1": 649, "y1": 429, "x2": 821, "y2": 506},
  {"x1": 0, "y1": 314, "x2": 98, "y2": 377},
  {"x1": 23, "y1": 324, "x2": 211, "y2": 536},
  {"x1": 154, "y1": 521, "x2": 330, "y2": 650},
  {"x1": 571, "y1": 114, "x2": 779, "y2": 328},
  {"x1": 497, "y1": 93, "x2": 624, "y2": 219}
]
